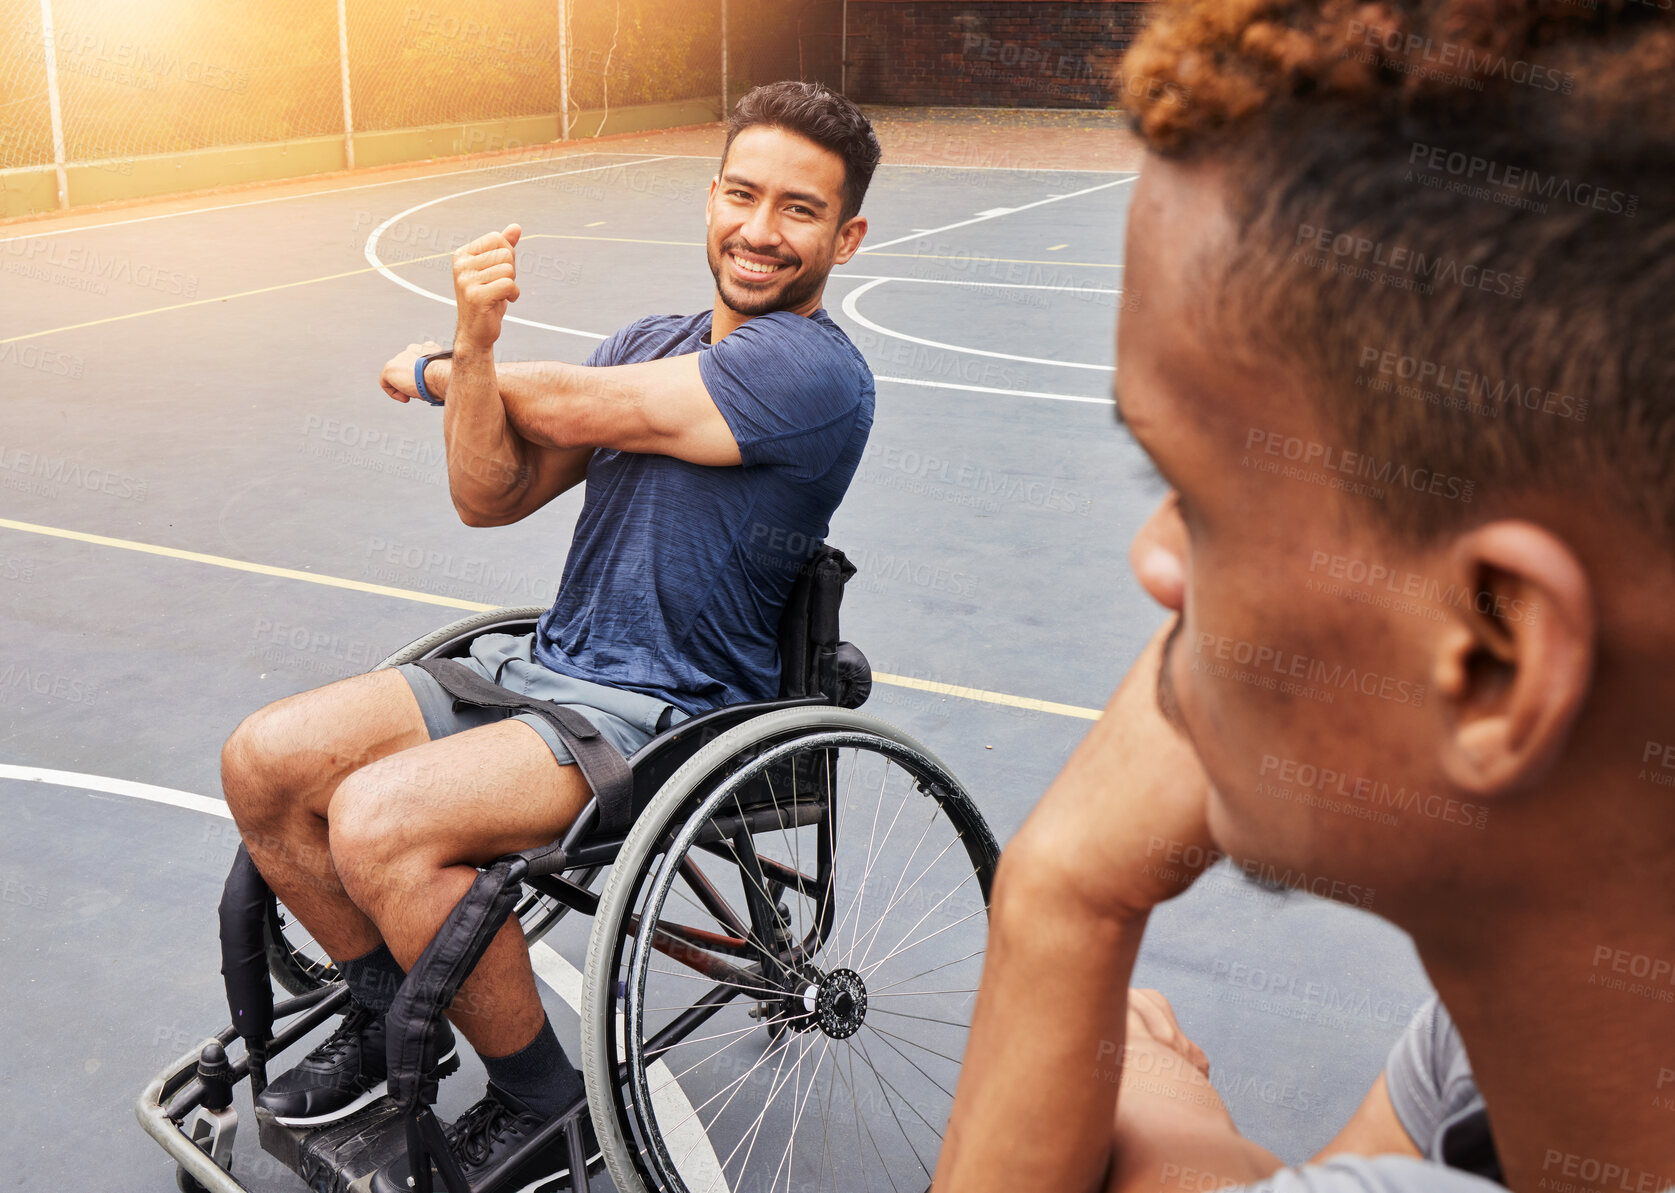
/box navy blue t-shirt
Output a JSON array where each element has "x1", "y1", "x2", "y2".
[{"x1": 532, "y1": 308, "x2": 875, "y2": 714}]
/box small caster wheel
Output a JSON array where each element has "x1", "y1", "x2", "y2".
[{"x1": 176, "y1": 1165, "x2": 209, "y2": 1193}]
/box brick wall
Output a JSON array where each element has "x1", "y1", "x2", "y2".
[{"x1": 845, "y1": 0, "x2": 1151, "y2": 108}]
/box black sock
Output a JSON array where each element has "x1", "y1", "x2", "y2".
[
  {"x1": 336, "y1": 943, "x2": 406, "y2": 1014},
  {"x1": 480, "y1": 1015, "x2": 584, "y2": 1120}
]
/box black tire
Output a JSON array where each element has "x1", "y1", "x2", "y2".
[
  {"x1": 372, "y1": 606, "x2": 551, "y2": 670},
  {"x1": 580, "y1": 707, "x2": 999, "y2": 1193},
  {"x1": 262, "y1": 604, "x2": 594, "y2": 995}
]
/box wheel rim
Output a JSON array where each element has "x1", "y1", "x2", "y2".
[{"x1": 611, "y1": 730, "x2": 994, "y2": 1193}]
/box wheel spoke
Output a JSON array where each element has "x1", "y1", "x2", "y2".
[
  {"x1": 617, "y1": 725, "x2": 996, "y2": 1193},
  {"x1": 863, "y1": 1022, "x2": 961, "y2": 1094}
]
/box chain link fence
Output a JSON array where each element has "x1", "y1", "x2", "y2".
[{"x1": 0, "y1": 0, "x2": 839, "y2": 208}]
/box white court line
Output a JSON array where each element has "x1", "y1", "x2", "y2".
[
  {"x1": 0, "y1": 764, "x2": 729, "y2": 1190},
  {"x1": 526, "y1": 945, "x2": 728, "y2": 1189},
  {"x1": 875, "y1": 374, "x2": 1113, "y2": 406},
  {"x1": 832, "y1": 272, "x2": 1118, "y2": 295},
  {"x1": 0, "y1": 151, "x2": 629, "y2": 246},
  {"x1": 857, "y1": 174, "x2": 1135, "y2": 253},
  {"x1": 363, "y1": 156, "x2": 677, "y2": 341},
  {"x1": 0, "y1": 763, "x2": 233, "y2": 818},
  {"x1": 842, "y1": 277, "x2": 1114, "y2": 372}
]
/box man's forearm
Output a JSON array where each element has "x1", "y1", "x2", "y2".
[
  {"x1": 441, "y1": 346, "x2": 533, "y2": 520},
  {"x1": 430, "y1": 358, "x2": 603, "y2": 451},
  {"x1": 936, "y1": 861, "x2": 1148, "y2": 1193}
]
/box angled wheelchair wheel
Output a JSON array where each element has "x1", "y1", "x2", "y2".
[
  {"x1": 262, "y1": 605, "x2": 598, "y2": 996},
  {"x1": 580, "y1": 707, "x2": 1000, "y2": 1193}
]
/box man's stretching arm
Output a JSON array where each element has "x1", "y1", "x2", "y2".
[{"x1": 935, "y1": 623, "x2": 1282, "y2": 1193}]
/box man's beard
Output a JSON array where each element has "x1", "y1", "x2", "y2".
[
  {"x1": 708, "y1": 237, "x2": 827, "y2": 317},
  {"x1": 1156, "y1": 617, "x2": 1189, "y2": 733}
]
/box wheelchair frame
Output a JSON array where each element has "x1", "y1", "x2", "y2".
[{"x1": 138, "y1": 600, "x2": 1000, "y2": 1193}]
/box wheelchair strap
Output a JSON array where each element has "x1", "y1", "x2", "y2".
[{"x1": 411, "y1": 657, "x2": 635, "y2": 836}]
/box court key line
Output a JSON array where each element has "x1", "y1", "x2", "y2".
[
  {"x1": 0, "y1": 516, "x2": 1104, "y2": 721},
  {"x1": 0, "y1": 235, "x2": 1120, "y2": 347},
  {"x1": 841, "y1": 277, "x2": 1115, "y2": 373},
  {"x1": 857, "y1": 175, "x2": 1135, "y2": 254},
  {"x1": 0, "y1": 763, "x2": 729, "y2": 1188},
  {"x1": 362, "y1": 155, "x2": 681, "y2": 341},
  {"x1": 0, "y1": 149, "x2": 1130, "y2": 248},
  {"x1": 0, "y1": 157, "x2": 680, "y2": 348}
]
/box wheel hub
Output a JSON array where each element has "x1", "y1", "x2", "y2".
[{"x1": 813, "y1": 967, "x2": 868, "y2": 1039}]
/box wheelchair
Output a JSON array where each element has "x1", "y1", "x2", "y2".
[{"x1": 139, "y1": 546, "x2": 1001, "y2": 1193}]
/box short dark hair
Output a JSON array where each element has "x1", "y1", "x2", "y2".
[
  {"x1": 723, "y1": 81, "x2": 882, "y2": 223},
  {"x1": 1121, "y1": 0, "x2": 1675, "y2": 550}
]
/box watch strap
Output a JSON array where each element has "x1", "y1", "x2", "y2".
[{"x1": 414, "y1": 348, "x2": 453, "y2": 406}]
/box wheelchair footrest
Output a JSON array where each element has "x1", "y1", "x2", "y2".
[{"x1": 255, "y1": 1099, "x2": 410, "y2": 1193}]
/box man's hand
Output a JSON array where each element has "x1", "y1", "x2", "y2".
[
  {"x1": 1013, "y1": 619, "x2": 1219, "y2": 923},
  {"x1": 936, "y1": 621, "x2": 1224, "y2": 1193},
  {"x1": 453, "y1": 224, "x2": 521, "y2": 352},
  {"x1": 1126, "y1": 988, "x2": 1212, "y2": 1083},
  {"x1": 380, "y1": 340, "x2": 447, "y2": 403}
]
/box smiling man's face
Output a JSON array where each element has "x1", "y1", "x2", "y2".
[
  {"x1": 705, "y1": 124, "x2": 861, "y2": 320},
  {"x1": 1117, "y1": 155, "x2": 1462, "y2": 897}
]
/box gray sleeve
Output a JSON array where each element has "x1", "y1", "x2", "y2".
[
  {"x1": 1382, "y1": 995, "x2": 1481, "y2": 1159},
  {"x1": 1236, "y1": 1156, "x2": 1505, "y2": 1193}
]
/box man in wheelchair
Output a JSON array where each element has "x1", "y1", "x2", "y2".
[{"x1": 219, "y1": 82, "x2": 879, "y2": 1193}]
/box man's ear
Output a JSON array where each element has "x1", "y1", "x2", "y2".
[
  {"x1": 833, "y1": 215, "x2": 868, "y2": 265},
  {"x1": 1432, "y1": 520, "x2": 1594, "y2": 796}
]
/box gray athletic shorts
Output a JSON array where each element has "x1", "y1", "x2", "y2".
[{"x1": 396, "y1": 631, "x2": 689, "y2": 767}]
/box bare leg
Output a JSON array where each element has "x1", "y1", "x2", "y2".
[
  {"x1": 329, "y1": 718, "x2": 592, "y2": 1057},
  {"x1": 220, "y1": 668, "x2": 432, "y2": 961}
]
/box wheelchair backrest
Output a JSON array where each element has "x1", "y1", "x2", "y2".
[{"x1": 775, "y1": 543, "x2": 870, "y2": 709}]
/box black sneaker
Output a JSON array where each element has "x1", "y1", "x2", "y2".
[
  {"x1": 255, "y1": 1000, "x2": 459, "y2": 1128},
  {"x1": 368, "y1": 1083, "x2": 601, "y2": 1193}
]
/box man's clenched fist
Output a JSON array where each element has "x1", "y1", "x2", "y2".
[{"x1": 453, "y1": 223, "x2": 521, "y2": 351}]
